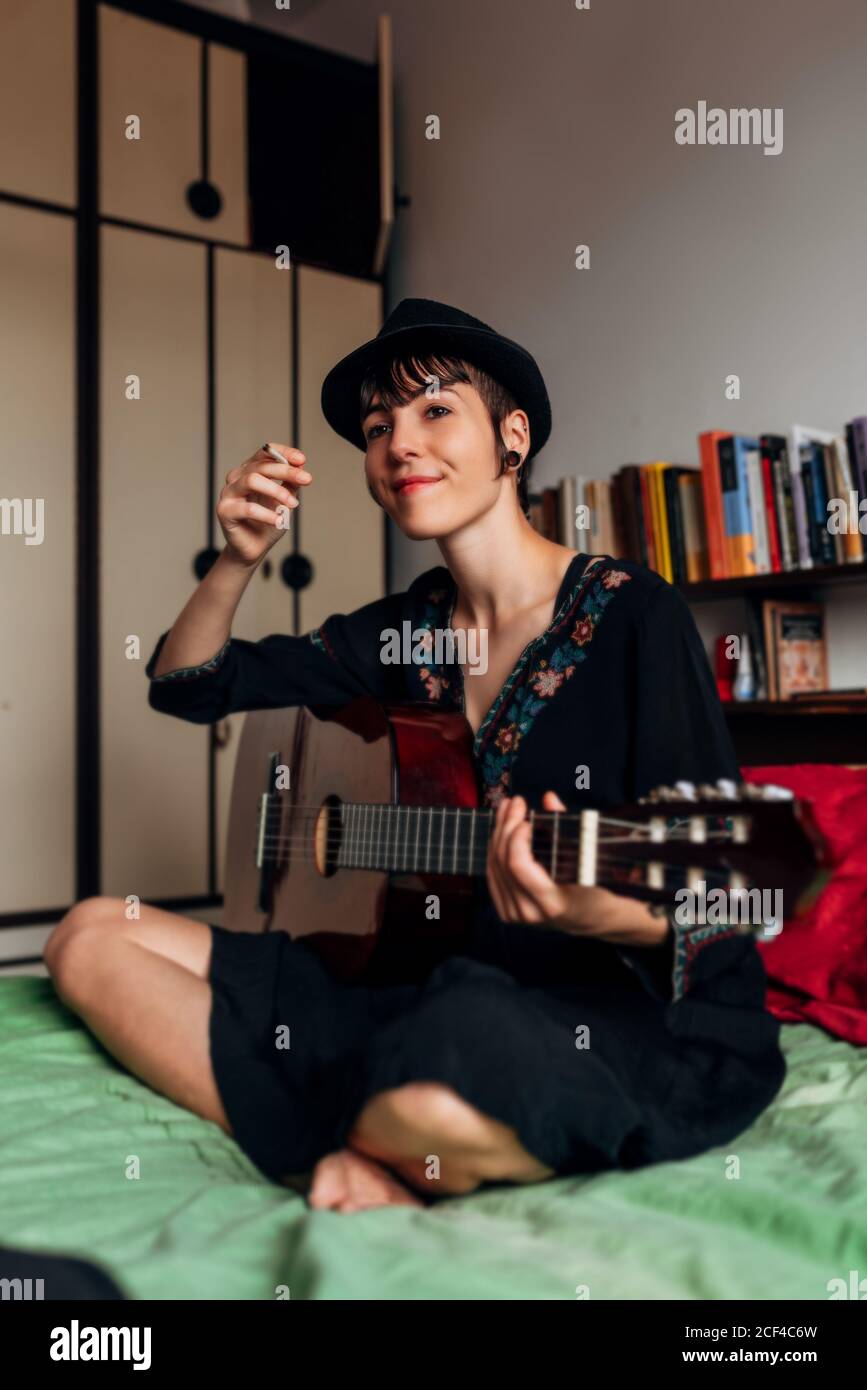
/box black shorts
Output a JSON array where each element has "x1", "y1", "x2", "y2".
[{"x1": 207, "y1": 918, "x2": 786, "y2": 1187}]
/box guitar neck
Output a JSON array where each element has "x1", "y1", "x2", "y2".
[
  {"x1": 255, "y1": 784, "x2": 823, "y2": 918},
  {"x1": 336, "y1": 802, "x2": 584, "y2": 881}
]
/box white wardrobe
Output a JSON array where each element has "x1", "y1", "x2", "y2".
[{"x1": 0, "y1": 0, "x2": 385, "y2": 929}]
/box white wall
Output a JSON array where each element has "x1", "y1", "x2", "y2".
[{"x1": 195, "y1": 0, "x2": 867, "y2": 681}]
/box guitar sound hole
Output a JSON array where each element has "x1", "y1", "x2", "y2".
[{"x1": 313, "y1": 795, "x2": 342, "y2": 877}]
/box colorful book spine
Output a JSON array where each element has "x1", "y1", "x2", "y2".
[
  {"x1": 718, "y1": 436, "x2": 758, "y2": 576},
  {"x1": 648, "y1": 462, "x2": 673, "y2": 582},
  {"x1": 759, "y1": 446, "x2": 782, "y2": 572},
  {"x1": 788, "y1": 429, "x2": 814, "y2": 569},
  {"x1": 762, "y1": 435, "x2": 796, "y2": 571},
  {"x1": 698, "y1": 431, "x2": 729, "y2": 579}
]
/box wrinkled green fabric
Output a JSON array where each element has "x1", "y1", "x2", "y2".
[{"x1": 1, "y1": 977, "x2": 864, "y2": 1301}]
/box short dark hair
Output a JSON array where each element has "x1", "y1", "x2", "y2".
[{"x1": 359, "y1": 348, "x2": 533, "y2": 516}]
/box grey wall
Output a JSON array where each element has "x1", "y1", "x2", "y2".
[{"x1": 194, "y1": 0, "x2": 867, "y2": 685}]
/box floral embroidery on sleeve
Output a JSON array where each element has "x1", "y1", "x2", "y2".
[
  {"x1": 150, "y1": 638, "x2": 230, "y2": 683},
  {"x1": 672, "y1": 919, "x2": 745, "y2": 1001},
  {"x1": 309, "y1": 623, "x2": 338, "y2": 661}
]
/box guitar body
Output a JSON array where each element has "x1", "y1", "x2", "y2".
[
  {"x1": 224, "y1": 699, "x2": 480, "y2": 980},
  {"x1": 224, "y1": 699, "x2": 827, "y2": 984}
]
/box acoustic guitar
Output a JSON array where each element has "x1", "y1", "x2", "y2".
[{"x1": 224, "y1": 698, "x2": 827, "y2": 981}]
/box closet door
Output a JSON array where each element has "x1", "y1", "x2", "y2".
[
  {"x1": 99, "y1": 4, "x2": 248, "y2": 246},
  {"x1": 101, "y1": 225, "x2": 210, "y2": 899},
  {"x1": 0, "y1": 205, "x2": 76, "y2": 913},
  {"x1": 296, "y1": 267, "x2": 383, "y2": 632},
  {"x1": 213, "y1": 247, "x2": 294, "y2": 893},
  {"x1": 0, "y1": 0, "x2": 76, "y2": 206}
]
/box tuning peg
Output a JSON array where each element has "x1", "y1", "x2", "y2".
[
  {"x1": 697, "y1": 782, "x2": 723, "y2": 799},
  {"x1": 716, "y1": 778, "x2": 737, "y2": 799},
  {"x1": 674, "y1": 780, "x2": 697, "y2": 800},
  {"x1": 740, "y1": 782, "x2": 766, "y2": 800},
  {"x1": 761, "y1": 784, "x2": 794, "y2": 801}
]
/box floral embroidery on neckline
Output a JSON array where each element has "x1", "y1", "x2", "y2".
[{"x1": 413, "y1": 556, "x2": 634, "y2": 806}]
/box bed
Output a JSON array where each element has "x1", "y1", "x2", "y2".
[
  {"x1": 2, "y1": 762, "x2": 865, "y2": 1301},
  {"x1": 0, "y1": 978, "x2": 864, "y2": 1301}
]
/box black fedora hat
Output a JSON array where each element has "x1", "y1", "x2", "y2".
[{"x1": 320, "y1": 297, "x2": 552, "y2": 457}]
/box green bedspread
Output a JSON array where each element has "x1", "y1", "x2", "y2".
[{"x1": 1, "y1": 976, "x2": 865, "y2": 1300}]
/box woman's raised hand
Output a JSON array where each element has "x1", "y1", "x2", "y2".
[{"x1": 217, "y1": 443, "x2": 312, "y2": 568}]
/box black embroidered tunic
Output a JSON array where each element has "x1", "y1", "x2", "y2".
[{"x1": 145, "y1": 552, "x2": 785, "y2": 1184}]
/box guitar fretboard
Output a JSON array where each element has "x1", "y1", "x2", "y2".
[{"x1": 335, "y1": 802, "x2": 581, "y2": 880}]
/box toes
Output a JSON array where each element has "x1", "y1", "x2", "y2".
[
  {"x1": 307, "y1": 1153, "x2": 348, "y2": 1209},
  {"x1": 308, "y1": 1149, "x2": 427, "y2": 1212}
]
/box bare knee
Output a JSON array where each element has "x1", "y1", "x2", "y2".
[{"x1": 43, "y1": 897, "x2": 125, "y2": 990}]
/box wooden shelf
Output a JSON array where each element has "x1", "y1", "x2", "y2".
[
  {"x1": 721, "y1": 699, "x2": 867, "y2": 764},
  {"x1": 680, "y1": 560, "x2": 867, "y2": 601},
  {"x1": 724, "y1": 698, "x2": 867, "y2": 716}
]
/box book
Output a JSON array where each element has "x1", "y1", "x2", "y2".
[
  {"x1": 698, "y1": 430, "x2": 730, "y2": 579},
  {"x1": 559, "y1": 476, "x2": 576, "y2": 550},
  {"x1": 832, "y1": 434, "x2": 865, "y2": 563},
  {"x1": 718, "y1": 436, "x2": 759, "y2": 576},
  {"x1": 745, "y1": 444, "x2": 770, "y2": 573},
  {"x1": 663, "y1": 465, "x2": 689, "y2": 583},
  {"x1": 823, "y1": 444, "x2": 844, "y2": 565},
  {"x1": 759, "y1": 443, "x2": 783, "y2": 572},
  {"x1": 849, "y1": 418, "x2": 867, "y2": 499},
  {"x1": 763, "y1": 600, "x2": 828, "y2": 701},
  {"x1": 638, "y1": 466, "x2": 657, "y2": 572},
  {"x1": 744, "y1": 596, "x2": 768, "y2": 699},
  {"x1": 679, "y1": 472, "x2": 708, "y2": 582},
  {"x1": 762, "y1": 435, "x2": 797, "y2": 571},
  {"x1": 789, "y1": 424, "x2": 839, "y2": 569}
]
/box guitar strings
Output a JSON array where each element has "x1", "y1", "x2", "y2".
[
  {"x1": 245, "y1": 804, "x2": 741, "y2": 833},
  {"x1": 241, "y1": 837, "x2": 739, "y2": 888},
  {"x1": 243, "y1": 804, "x2": 751, "y2": 887}
]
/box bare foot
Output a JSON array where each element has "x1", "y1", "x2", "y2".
[{"x1": 307, "y1": 1148, "x2": 426, "y2": 1213}]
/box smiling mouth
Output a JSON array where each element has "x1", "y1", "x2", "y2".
[{"x1": 394, "y1": 478, "x2": 444, "y2": 496}]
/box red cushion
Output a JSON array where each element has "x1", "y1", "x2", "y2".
[{"x1": 741, "y1": 764, "x2": 867, "y2": 1043}]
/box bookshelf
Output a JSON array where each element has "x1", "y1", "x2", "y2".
[
  {"x1": 674, "y1": 560, "x2": 867, "y2": 765},
  {"x1": 680, "y1": 559, "x2": 867, "y2": 601},
  {"x1": 720, "y1": 700, "x2": 867, "y2": 765},
  {"x1": 530, "y1": 475, "x2": 867, "y2": 762}
]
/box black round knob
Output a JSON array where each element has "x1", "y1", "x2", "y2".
[
  {"x1": 186, "y1": 179, "x2": 223, "y2": 220},
  {"x1": 281, "y1": 553, "x2": 314, "y2": 591},
  {"x1": 193, "y1": 547, "x2": 221, "y2": 581}
]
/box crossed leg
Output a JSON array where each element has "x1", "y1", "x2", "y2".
[
  {"x1": 44, "y1": 898, "x2": 555, "y2": 1209},
  {"x1": 43, "y1": 896, "x2": 230, "y2": 1131},
  {"x1": 308, "y1": 1084, "x2": 555, "y2": 1212}
]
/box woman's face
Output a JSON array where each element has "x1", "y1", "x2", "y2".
[{"x1": 362, "y1": 380, "x2": 528, "y2": 539}]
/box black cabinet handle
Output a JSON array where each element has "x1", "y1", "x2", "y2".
[
  {"x1": 281, "y1": 553, "x2": 314, "y2": 591},
  {"x1": 193, "y1": 546, "x2": 221, "y2": 581},
  {"x1": 186, "y1": 178, "x2": 223, "y2": 220}
]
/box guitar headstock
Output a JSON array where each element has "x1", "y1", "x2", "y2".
[{"x1": 589, "y1": 778, "x2": 829, "y2": 932}]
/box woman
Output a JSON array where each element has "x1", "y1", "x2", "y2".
[{"x1": 44, "y1": 299, "x2": 785, "y2": 1213}]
